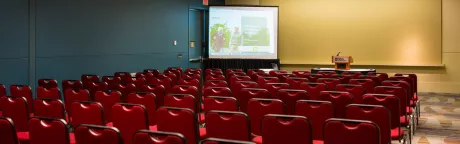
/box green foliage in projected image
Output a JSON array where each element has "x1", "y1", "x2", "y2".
[{"x1": 210, "y1": 23, "x2": 231, "y2": 51}]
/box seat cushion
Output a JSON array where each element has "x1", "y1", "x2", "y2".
[
  {"x1": 17, "y1": 132, "x2": 30, "y2": 143},
  {"x1": 400, "y1": 116, "x2": 409, "y2": 126},
  {"x1": 252, "y1": 136, "x2": 262, "y2": 144},
  {"x1": 406, "y1": 107, "x2": 413, "y2": 114},
  {"x1": 199, "y1": 128, "x2": 207, "y2": 139},
  {"x1": 413, "y1": 94, "x2": 418, "y2": 101},
  {"x1": 410, "y1": 100, "x2": 416, "y2": 107},
  {"x1": 70, "y1": 133, "x2": 76, "y2": 144},
  {"x1": 106, "y1": 122, "x2": 113, "y2": 127},
  {"x1": 391, "y1": 128, "x2": 404, "y2": 140},
  {"x1": 199, "y1": 113, "x2": 205, "y2": 123},
  {"x1": 149, "y1": 125, "x2": 158, "y2": 131},
  {"x1": 313, "y1": 140, "x2": 325, "y2": 144}
]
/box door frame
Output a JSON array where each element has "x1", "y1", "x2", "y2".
[{"x1": 188, "y1": 6, "x2": 209, "y2": 68}]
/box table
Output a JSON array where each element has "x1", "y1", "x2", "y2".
[{"x1": 311, "y1": 68, "x2": 376, "y2": 75}]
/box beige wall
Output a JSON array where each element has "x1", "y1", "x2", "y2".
[
  {"x1": 278, "y1": 0, "x2": 460, "y2": 93},
  {"x1": 225, "y1": 0, "x2": 260, "y2": 5}
]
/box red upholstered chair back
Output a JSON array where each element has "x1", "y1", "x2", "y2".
[
  {"x1": 144, "y1": 72, "x2": 156, "y2": 80},
  {"x1": 358, "y1": 75, "x2": 382, "y2": 86},
  {"x1": 206, "y1": 75, "x2": 226, "y2": 81},
  {"x1": 135, "y1": 72, "x2": 146, "y2": 78},
  {"x1": 33, "y1": 98, "x2": 66, "y2": 119},
  {"x1": 332, "y1": 74, "x2": 352, "y2": 84},
  {"x1": 167, "y1": 67, "x2": 183, "y2": 79},
  {"x1": 382, "y1": 80, "x2": 412, "y2": 106},
  {"x1": 342, "y1": 72, "x2": 362, "y2": 79},
  {"x1": 0, "y1": 96, "x2": 30, "y2": 132},
  {"x1": 295, "y1": 100, "x2": 334, "y2": 140},
  {"x1": 227, "y1": 69, "x2": 244, "y2": 77},
  {"x1": 64, "y1": 89, "x2": 90, "y2": 115},
  {"x1": 203, "y1": 87, "x2": 232, "y2": 98},
  {"x1": 115, "y1": 83, "x2": 136, "y2": 102},
  {"x1": 394, "y1": 74, "x2": 417, "y2": 94},
  {"x1": 144, "y1": 69, "x2": 161, "y2": 76},
  {"x1": 247, "y1": 98, "x2": 285, "y2": 136},
  {"x1": 257, "y1": 77, "x2": 280, "y2": 87},
  {"x1": 349, "y1": 79, "x2": 375, "y2": 93},
  {"x1": 203, "y1": 96, "x2": 239, "y2": 113},
  {"x1": 140, "y1": 84, "x2": 166, "y2": 107},
  {"x1": 29, "y1": 117, "x2": 71, "y2": 144},
  {"x1": 323, "y1": 119, "x2": 380, "y2": 144},
  {"x1": 81, "y1": 74, "x2": 100, "y2": 84},
  {"x1": 206, "y1": 111, "x2": 251, "y2": 141},
  {"x1": 318, "y1": 91, "x2": 353, "y2": 118},
  {"x1": 317, "y1": 71, "x2": 337, "y2": 78},
  {"x1": 37, "y1": 87, "x2": 61, "y2": 99},
  {"x1": 247, "y1": 69, "x2": 262, "y2": 77},
  {"x1": 85, "y1": 82, "x2": 109, "y2": 98},
  {"x1": 277, "y1": 89, "x2": 309, "y2": 114},
  {"x1": 170, "y1": 85, "x2": 199, "y2": 100},
  {"x1": 335, "y1": 84, "x2": 365, "y2": 103},
  {"x1": 263, "y1": 83, "x2": 290, "y2": 99},
  {"x1": 204, "y1": 80, "x2": 228, "y2": 88},
  {"x1": 361, "y1": 94, "x2": 401, "y2": 130},
  {"x1": 299, "y1": 83, "x2": 327, "y2": 100},
  {"x1": 317, "y1": 78, "x2": 340, "y2": 91},
  {"x1": 133, "y1": 130, "x2": 187, "y2": 144},
  {"x1": 62, "y1": 80, "x2": 84, "y2": 91},
  {"x1": 292, "y1": 70, "x2": 311, "y2": 78},
  {"x1": 286, "y1": 77, "x2": 308, "y2": 89},
  {"x1": 239, "y1": 88, "x2": 269, "y2": 112},
  {"x1": 227, "y1": 72, "x2": 247, "y2": 82},
  {"x1": 276, "y1": 73, "x2": 296, "y2": 83},
  {"x1": 346, "y1": 104, "x2": 391, "y2": 144},
  {"x1": 161, "y1": 73, "x2": 178, "y2": 84},
  {"x1": 182, "y1": 73, "x2": 202, "y2": 80},
  {"x1": 74, "y1": 124, "x2": 123, "y2": 144},
  {"x1": 157, "y1": 107, "x2": 199, "y2": 144},
  {"x1": 114, "y1": 72, "x2": 132, "y2": 84},
  {"x1": 38, "y1": 79, "x2": 58, "y2": 89},
  {"x1": 201, "y1": 138, "x2": 255, "y2": 144},
  {"x1": 112, "y1": 103, "x2": 149, "y2": 144},
  {"x1": 0, "y1": 84, "x2": 6, "y2": 96},
  {"x1": 164, "y1": 94, "x2": 197, "y2": 112},
  {"x1": 305, "y1": 74, "x2": 323, "y2": 82},
  {"x1": 178, "y1": 78, "x2": 200, "y2": 88},
  {"x1": 206, "y1": 70, "x2": 224, "y2": 76},
  {"x1": 262, "y1": 114, "x2": 313, "y2": 144},
  {"x1": 230, "y1": 76, "x2": 252, "y2": 87},
  {"x1": 9, "y1": 85, "x2": 33, "y2": 112},
  {"x1": 231, "y1": 81, "x2": 259, "y2": 101},
  {"x1": 389, "y1": 76, "x2": 414, "y2": 94},
  {"x1": 268, "y1": 70, "x2": 287, "y2": 77},
  {"x1": 372, "y1": 72, "x2": 389, "y2": 82},
  {"x1": 374, "y1": 86, "x2": 407, "y2": 116},
  {"x1": 250, "y1": 72, "x2": 271, "y2": 81},
  {"x1": 186, "y1": 68, "x2": 202, "y2": 74},
  {"x1": 127, "y1": 92, "x2": 157, "y2": 126},
  {"x1": 0, "y1": 117, "x2": 18, "y2": 144},
  {"x1": 126, "y1": 77, "x2": 146, "y2": 91},
  {"x1": 146, "y1": 77, "x2": 172, "y2": 92},
  {"x1": 94, "y1": 90, "x2": 121, "y2": 122},
  {"x1": 70, "y1": 101, "x2": 105, "y2": 128}
]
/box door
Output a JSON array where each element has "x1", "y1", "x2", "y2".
[{"x1": 188, "y1": 9, "x2": 206, "y2": 69}]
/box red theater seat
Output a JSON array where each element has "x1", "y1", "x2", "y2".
[
  {"x1": 305, "y1": 74, "x2": 323, "y2": 82},
  {"x1": 206, "y1": 71, "x2": 224, "y2": 77},
  {"x1": 268, "y1": 70, "x2": 287, "y2": 77},
  {"x1": 126, "y1": 77, "x2": 146, "y2": 91},
  {"x1": 34, "y1": 98, "x2": 66, "y2": 119},
  {"x1": 349, "y1": 79, "x2": 374, "y2": 93},
  {"x1": 29, "y1": 117, "x2": 74, "y2": 144},
  {"x1": 256, "y1": 77, "x2": 280, "y2": 87},
  {"x1": 164, "y1": 94, "x2": 198, "y2": 112},
  {"x1": 231, "y1": 81, "x2": 259, "y2": 101},
  {"x1": 133, "y1": 130, "x2": 187, "y2": 144},
  {"x1": 182, "y1": 73, "x2": 202, "y2": 80},
  {"x1": 10, "y1": 85, "x2": 33, "y2": 112},
  {"x1": 382, "y1": 81, "x2": 412, "y2": 107},
  {"x1": 346, "y1": 104, "x2": 391, "y2": 144},
  {"x1": 161, "y1": 72, "x2": 179, "y2": 84},
  {"x1": 0, "y1": 117, "x2": 19, "y2": 144},
  {"x1": 127, "y1": 92, "x2": 157, "y2": 126},
  {"x1": 374, "y1": 86, "x2": 408, "y2": 117},
  {"x1": 114, "y1": 72, "x2": 132, "y2": 84},
  {"x1": 204, "y1": 80, "x2": 228, "y2": 88},
  {"x1": 94, "y1": 91, "x2": 121, "y2": 122},
  {"x1": 316, "y1": 78, "x2": 340, "y2": 91},
  {"x1": 206, "y1": 75, "x2": 226, "y2": 81},
  {"x1": 206, "y1": 111, "x2": 251, "y2": 141},
  {"x1": 258, "y1": 114, "x2": 314, "y2": 144},
  {"x1": 277, "y1": 89, "x2": 309, "y2": 114},
  {"x1": 144, "y1": 69, "x2": 161, "y2": 76},
  {"x1": 358, "y1": 75, "x2": 382, "y2": 86},
  {"x1": 167, "y1": 67, "x2": 183, "y2": 79},
  {"x1": 146, "y1": 77, "x2": 173, "y2": 92},
  {"x1": 323, "y1": 119, "x2": 380, "y2": 144},
  {"x1": 230, "y1": 76, "x2": 252, "y2": 87},
  {"x1": 156, "y1": 107, "x2": 200, "y2": 144},
  {"x1": 178, "y1": 78, "x2": 200, "y2": 88},
  {"x1": 332, "y1": 74, "x2": 352, "y2": 84},
  {"x1": 286, "y1": 77, "x2": 308, "y2": 89},
  {"x1": 317, "y1": 71, "x2": 336, "y2": 78},
  {"x1": 276, "y1": 73, "x2": 296, "y2": 83},
  {"x1": 296, "y1": 100, "x2": 334, "y2": 141},
  {"x1": 202, "y1": 138, "x2": 255, "y2": 144},
  {"x1": 371, "y1": 72, "x2": 389, "y2": 82},
  {"x1": 115, "y1": 83, "x2": 136, "y2": 102},
  {"x1": 37, "y1": 87, "x2": 61, "y2": 99},
  {"x1": 144, "y1": 72, "x2": 156, "y2": 80},
  {"x1": 318, "y1": 91, "x2": 353, "y2": 118},
  {"x1": 85, "y1": 82, "x2": 109, "y2": 98},
  {"x1": 81, "y1": 74, "x2": 100, "y2": 84},
  {"x1": 170, "y1": 85, "x2": 199, "y2": 100},
  {"x1": 239, "y1": 88, "x2": 269, "y2": 112},
  {"x1": 70, "y1": 101, "x2": 105, "y2": 128},
  {"x1": 250, "y1": 72, "x2": 271, "y2": 81},
  {"x1": 247, "y1": 69, "x2": 262, "y2": 77},
  {"x1": 299, "y1": 83, "x2": 327, "y2": 100},
  {"x1": 227, "y1": 72, "x2": 247, "y2": 82},
  {"x1": 247, "y1": 98, "x2": 285, "y2": 136},
  {"x1": 1, "y1": 96, "x2": 30, "y2": 132},
  {"x1": 186, "y1": 68, "x2": 202, "y2": 74},
  {"x1": 335, "y1": 84, "x2": 365, "y2": 103},
  {"x1": 38, "y1": 79, "x2": 58, "y2": 89},
  {"x1": 263, "y1": 83, "x2": 290, "y2": 99},
  {"x1": 140, "y1": 84, "x2": 166, "y2": 107},
  {"x1": 64, "y1": 89, "x2": 90, "y2": 115},
  {"x1": 203, "y1": 87, "x2": 232, "y2": 98},
  {"x1": 341, "y1": 72, "x2": 362, "y2": 79},
  {"x1": 112, "y1": 103, "x2": 149, "y2": 144},
  {"x1": 201, "y1": 96, "x2": 239, "y2": 122},
  {"x1": 74, "y1": 124, "x2": 123, "y2": 144},
  {"x1": 135, "y1": 72, "x2": 145, "y2": 78},
  {"x1": 292, "y1": 70, "x2": 311, "y2": 78}
]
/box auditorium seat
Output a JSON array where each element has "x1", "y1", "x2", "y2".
[
  {"x1": 333, "y1": 74, "x2": 352, "y2": 84},
  {"x1": 382, "y1": 81, "x2": 412, "y2": 107},
  {"x1": 111, "y1": 103, "x2": 149, "y2": 144},
  {"x1": 305, "y1": 74, "x2": 322, "y2": 82},
  {"x1": 114, "y1": 72, "x2": 132, "y2": 84},
  {"x1": 231, "y1": 81, "x2": 259, "y2": 101},
  {"x1": 164, "y1": 94, "x2": 198, "y2": 112},
  {"x1": 317, "y1": 71, "x2": 337, "y2": 78},
  {"x1": 182, "y1": 73, "x2": 202, "y2": 80},
  {"x1": 70, "y1": 101, "x2": 105, "y2": 128},
  {"x1": 144, "y1": 69, "x2": 161, "y2": 76},
  {"x1": 186, "y1": 68, "x2": 202, "y2": 74},
  {"x1": 323, "y1": 118, "x2": 380, "y2": 144},
  {"x1": 127, "y1": 92, "x2": 157, "y2": 126},
  {"x1": 206, "y1": 71, "x2": 224, "y2": 77},
  {"x1": 206, "y1": 111, "x2": 251, "y2": 141},
  {"x1": 276, "y1": 73, "x2": 296, "y2": 83},
  {"x1": 268, "y1": 70, "x2": 287, "y2": 77},
  {"x1": 140, "y1": 84, "x2": 166, "y2": 107},
  {"x1": 239, "y1": 88, "x2": 269, "y2": 112},
  {"x1": 64, "y1": 89, "x2": 90, "y2": 115},
  {"x1": 74, "y1": 124, "x2": 123, "y2": 144},
  {"x1": 256, "y1": 77, "x2": 280, "y2": 87},
  {"x1": 144, "y1": 72, "x2": 156, "y2": 80},
  {"x1": 292, "y1": 70, "x2": 311, "y2": 78},
  {"x1": 0, "y1": 84, "x2": 5, "y2": 111},
  {"x1": 247, "y1": 98, "x2": 285, "y2": 136},
  {"x1": 358, "y1": 75, "x2": 382, "y2": 86},
  {"x1": 0, "y1": 96, "x2": 30, "y2": 132},
  {"x1": 341, "y1": 72, "x2": 362, "y2": 79},
  {"x1": 395, "y1": 73, "x2": 419, "y2": 124},
  {"x1": 318, "y1": 91, "x2": 353, "y2": 118},
  {"x1": 349, "y1": 79, "x2": 374, "y2": 93},
  {"x1": 135, "y1": 72, "x2": 145, "y2": 78},
  {"x1": 295, "y1": 100, "x2": 334, "y2": 141},
  {"x1": 247, "y1": 69, "x2": 262, "y2": 77},
  {"x1": 277, "y1": 89, "x2": 309, "y2": 114},
  {"x1": 37, "y1": 87, "x2": 61, "y2": 99},
  {"x1": 38, "y1": 79, "x2": 58, "y2": 89},
  {"x1": 167, "y1": 67, "x2": 183, "y2": 79},
  {"x1": 133, "y1": 130, "x2": 187, "y2": 144},
  {"x1": 299, "y1": 83, "x2": 327, "y2": 100},
  {"x1": 371, "y1": 72, "x2": 389, "y2": 82},
  {"x1": 201, "y1": 138, "x2": 256, "y2": 144},
  {"x1": 162, "y1": 72, "x2": 179, "y2": 84},
  {"x1": 0, "y1": 117, "x2": 18, "y2": 144},
  {"x1": 316, "y1": 78, "x2": 340, "y2": 91},
  {"x1": 170, "y1": 85, "x2": 199, "y2": 100},
  {"x1": 250, "y1": 72, "x2": 271, "y2": 81},
  {"x1": 345, "y1": 104, "x2": 391, "y2": 144},
  {"x1": 201, "y1": 96, "x2": 239, "y2": 123},
  {"x1": 28, "y1": 117, "x2": 74, "y2": 144},
  {"x1": 34, "y1": 98, "x2": 66, "y2": 120},
  {"x1": 335, "y1": 84, "x2": 365, "y2": 103},
  {"x1": 230, "y1": 76, "x2": 252, "y2": 87},
  {"x1": 204, "y1": 80, "x2": 228, "y2": 88},
  {"x1": 263, "y1": 83, "x2": 290, "y2": 99},
  {"x1": 10, "y1": 85, "x2": 33, "y2": 112},
  {"x1": 227, "y1": 72, "x2": 247, "y2": 81},
  {"x1": 81, "y1": 74, "x2": 100, "y2": 84},
  {"x1": 94, "y1": 91, "x2": 122, "y2": 122},
  {"x1": 85, "y1": 82, "x2": 109, "y2": 98},
  {"x1": 146, "y1": 77, "x2": 173, "y2": 92},
  {"x1": 127, "y1": 77, "x2": 146, "y2": 91},
  {"x1": 374, "y1": 86, "x2": 408, "y2": 118},
  {"x1": 115, "y1": 83, "x2": 136, "y2": 102},
  {"x1": 203, "y1": 87, "x2": 232, "y2": 98},
  {"x1": 257, "y1": 114, "x2": 316, "y2": 144},
  {"x1": 63, "y1": 80, "x2": 84, "y2": 91},
  {"x1": 178, "y1": 78, "x2": 201, "y2": 89},
  {"x1": 227, "y1": 69, "x2": 244, "y2": 75},
  {"x1": 156, "y1": 107, "x2": 200, "y2": 144},
  {"x1": 206, "y1": 75, "x2": 226, "y2": 81},
  {"x1": 285, "y1": 77, "x2": 308, "y2": 89}
]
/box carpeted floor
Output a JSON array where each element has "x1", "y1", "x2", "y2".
[{"x1": 412, "y1": 93, "x2": 460, "y2": 144}]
